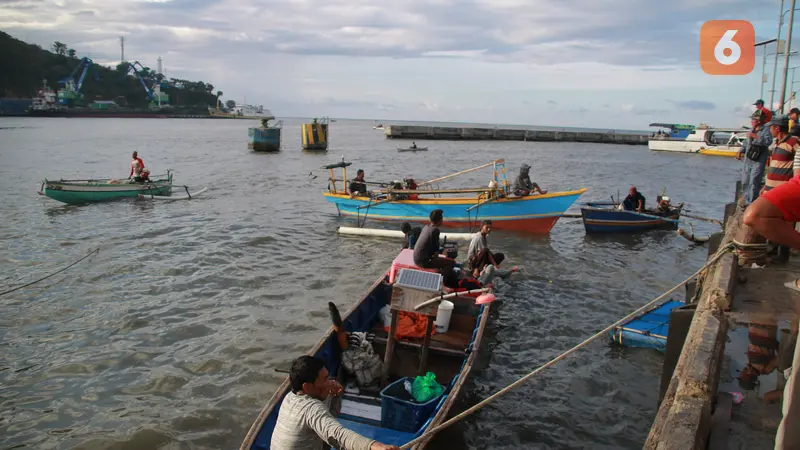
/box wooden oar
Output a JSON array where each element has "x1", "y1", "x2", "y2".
[{"x1": 419, "y1": 159, "x2": 504, "y2": 187}]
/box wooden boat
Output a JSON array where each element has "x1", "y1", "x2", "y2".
[
  {"x1": 240, "y1": 257, "x2": 494, "y2": 450},
  {"x1": 321, "y1": 159, "x2": 587, "y2": 233},
  {"x1": 580, "y1": 200, "x2": 682, "y2": 234},
  {"x1": 39, "y1": 171, "x2": 173, "y2": 205},
  {"x1": 698, "y1": 148, "x2": 738, "y2": 157},
  {"x1": 609, "y1": 299, "x2": 684, "y2": 352},
  {"x1": 397, "y1": 147, "x2": 428, "y2": 152}
]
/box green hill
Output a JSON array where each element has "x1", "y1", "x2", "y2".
[{"x1": 0, "y1": 31, "x2": 222, "y2": 109}]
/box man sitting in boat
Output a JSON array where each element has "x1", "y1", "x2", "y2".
[
  {"x1": 129, "y1": 152, "x2": 144, "y2": 177},
  {"x1": 467, "y1": 220, "x2": 502, "y2": 277},
  {"x1": 401, "y1": 222, "x2": 422, "y2": 250},
  {"x1": 404, "y1": 178, "x2": 419, "y2": 200},
  {"x1": 656, "y1": 196, "x2": 672, "y2": 213},
  {"x1": 413, "y1": 209, "x2": 457, "y2": 285},
  {"x1": 270, "y1": 355, "x2": 399, "y2": 450},
  {"x1": 623, "y1": 187, "x2": 646, "y2": 213},
  {"x1": 349, "y1": 170, "x2": 368, "y2": 198},
  {"x1": 411, "y1": 142, "x2": 417, "y2": 149},
  {"x1": 513, "y1": 164, "x2": 547, "y2": 196}
]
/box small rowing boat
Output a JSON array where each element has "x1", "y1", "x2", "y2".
[
  {"x1": 240, "y1": 255, "x2": 495, "y2": 450},
  {"x1": 580, "y1": 200, "x2": 682, "y2": 234},
  {"x1": 322, "y1": 159, "x2": 587, "y2": 233},
  {"x1": 39, "y1": 171, "x2": 173, "y2": 205},
  {"x1": 397, "y1": 147, "x2": 428, "y2": 152},
  {"x1": 609, "y1": 299, "x2": 685, "y2": 352}
]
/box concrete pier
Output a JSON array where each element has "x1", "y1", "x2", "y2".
[
  {"x1": 384, "y1": 125, "x2": 648, "y2": 145},
  {"x1": 646, "y1": 187, "x2": 800, "y2": 449}
]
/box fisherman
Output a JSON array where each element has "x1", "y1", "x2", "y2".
[
  {"x1": 754, "y1": 99, "x2": 773, "y2": 124},
  {"x1": 623, "y1": 186, "x2": 646, "y2": 213},
  {"x1": 790, "y1": 107, "x2": 800, "y2": 137},
  {"x1": 411, "y1": 142, "x2": 417, "y2": 149},
  {"x1": 129, "y1": 151, "x2": 145, "y2": 181},
  {"x1": 349, "y1": 169, "x2": 368, "y2": 197},
  {"x1": 513, "y1": 164, "x2": 547, "y2": 196},
  {"x1": 736, "y1": 111, "x2": 772, "y2": 206},
  {"x1": 762, "y1": 115, "x2": 800, "y2": 263},
  {"x1": 413, "y1": 209, "x2": 457, "y2": 284},
  {"x1": 400, "y1": 222, "x2": 422, "y2": 250},
  {"x1": 467, "y1": 220, "x2": 503, "y2": 277},
  {"x1": 270, "y1": 355, "x2": 399, "y2": 450}
]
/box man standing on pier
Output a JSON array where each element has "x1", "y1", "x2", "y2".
[
  {"x1": 737, "y1": 112, "x2": 772, "y2": 206},
  {"x1": 754, "y1": 99, "x2": 773, "y2": 124},
  {"x1": 761, "y1": 115, "x2": 800, "y2": 263}
]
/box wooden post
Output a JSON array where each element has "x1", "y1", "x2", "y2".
[
  {"x1": 418, "y1": 315, "x2": 435, "y2": 375},
  {"x1": 329, "y1": 168, "x2": 336, "y2": 193},
  {"x1": 381, "y1": 309, "x2": 398, "y2": 387}
]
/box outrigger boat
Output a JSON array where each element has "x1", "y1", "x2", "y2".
[
  {"x1": 321, "y1": 159, "x2": 587, "y2": 233},
  {"x1": 39, "y1": 171, "x2": 173, "y2": 205},
  {"x1": 397, "y1": 146, "x2": 428, "y2": 152},
  {"x1": 580, "y1": 196, "x2": 683, "y2": 234},
  {"x1": 240, "y1": 254, "x2": 496, "y2": 450}
]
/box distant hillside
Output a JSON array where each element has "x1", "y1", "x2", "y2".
[{"x1": 0, "y1": 31, "x2": 222, "y2": 108}]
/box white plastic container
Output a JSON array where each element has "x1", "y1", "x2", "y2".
[
  {"x1": 434, "y1": 300, "x2": 454, "y2": 333},
  {"x1": 379, "y1": 305, "x2": 392, "y2": 328}
]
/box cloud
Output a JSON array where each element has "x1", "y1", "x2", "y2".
[
  {"x1": 672, "y1": 100, "x2": 716, "y2": 110},
  {"x1": 0, "y1": 0, "x2": 779, "y2": 127}
]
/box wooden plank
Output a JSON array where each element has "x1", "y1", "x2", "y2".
[
  {"x1": 418, "y1": 316, "x2": 435, "y2": 375},
  {"x1": 381, "y1": 310, "x2": 399, "y2": 388}
]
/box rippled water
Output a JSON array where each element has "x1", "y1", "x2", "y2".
[{"x1": 0, "y1": 117, "x2": 739, "y2": 450}]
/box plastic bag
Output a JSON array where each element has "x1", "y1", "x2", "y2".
[{"x1": 410, "y1": 372, "x2": 443, "y2": 403}]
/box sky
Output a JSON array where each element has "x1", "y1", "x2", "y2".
[{"x1": 0, "y1": 0, "x2": 798, "y2": 129}]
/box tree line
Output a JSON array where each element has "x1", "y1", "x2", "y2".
[{"x1": 0, "y1": 32, "x2": 235, "y2": 109}]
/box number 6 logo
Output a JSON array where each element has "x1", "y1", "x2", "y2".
[{"x1": 700, "y1": 20, "x2": 755, "y2": 75}]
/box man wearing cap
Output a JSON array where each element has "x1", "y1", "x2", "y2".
[
  {"x1": 513, "y1": 164, "x2": 547, "y2": 196},
  {"x1": 762, "y1": 115, "x2": 800, "y2": 263},
  {"x1": 789, "y1": 108, "x2": 800, "y2": 137},
  {"x1": 737, "y1": 111, "x2": 773, "y2": 205},
  {"x1": 754, "y1": 99, "x2": 773, "y2": 124}
]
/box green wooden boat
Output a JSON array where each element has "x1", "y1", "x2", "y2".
[{"x1": 39, "y1": 171, "x2": 173, "y2": 205}]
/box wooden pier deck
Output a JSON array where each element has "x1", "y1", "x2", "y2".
[
  {"x1": 646, "y1": 188, "x2": 800, "y2": 449},
  {"x1": 383, "y1": 125, "x2": 649, "y2": 145}
]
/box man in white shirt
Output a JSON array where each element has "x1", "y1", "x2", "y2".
[
  {"x1": 467, "y1": 220, "x2": 502, "y2": 277},
  {"x1": 271, "y1": 356, "x2": 399, "y2": 450}
]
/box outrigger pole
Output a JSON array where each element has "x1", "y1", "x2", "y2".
[{"x1": 418, "y1": 159, "x2": 505, "y2": 187}]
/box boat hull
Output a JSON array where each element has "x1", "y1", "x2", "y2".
[
  {"x1": 323, "y1": 189, "x2": 586, "y2": 233},
  {"x1": 649, "y1": 139, "x2": 741, "y2": 154},
  {"x1": 580, "y1": 205, "x2": 679, "y2": 233},
  {"x1": 42, "y1": 178, "x2": 172, "y2": 205},
  {"x1": 239, "y1": 268, "x2": 491, "y2": 450},
  {"x1": 698, "y1": 148, "x2": 738, "y2": 157},
  {"x1": 609, "y1": 300, "x2": 684, "y2": 352}
]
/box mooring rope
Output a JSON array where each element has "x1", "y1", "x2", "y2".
[
  {"x1": 0, "y1": 248, "x2": 100, "y2": 297},
  {"x1": 398, "y1": 242, "x2": 736, "y2": 449}
]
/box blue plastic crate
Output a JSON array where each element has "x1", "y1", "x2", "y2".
[{"x1": 379, "y1": 377, "x2": 445, "y2": 433}]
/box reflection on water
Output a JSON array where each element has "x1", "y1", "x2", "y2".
[{"x1": 0, "y1": 116, "x2": 740, "y2": 449}]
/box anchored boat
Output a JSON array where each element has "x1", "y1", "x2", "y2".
[
  {"x1": 322, "y1": 159, "x2": 587, "y2": 233},
  {"x1": 648, "y1": 123, "x2": 746, "y2": 154},
  {"x1": 39, "y1": 171, "x2": 173, "y2": 205},
  {"x1": 240, "y1": 257, "x2": 495, "y2": 450},
  {"x1": 580, "y1": 199, "x2": 682, "y2": 234}
]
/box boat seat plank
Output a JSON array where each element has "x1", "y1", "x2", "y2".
[
  {"x1": 370, "y1": 324, "x2": 471, "y2": 354},
  {"x1": 337, "y1": 418, "x2": 416, "y2": 447}
]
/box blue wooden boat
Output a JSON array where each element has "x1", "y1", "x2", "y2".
[
  {"x1": 609, "y1": 299, "x2": 684, "y2": 352},
  {"x1": 322, "y1": 159, "x2": 587, "y2": 233},
  {"x1": 248, "y1": 119, "x2": 282, "y2": 152},
  {"x1": 580, "y1": 201, "x2": 682, "y2": 234},
  {"x1": 239, "y1": 261, "x2": 492, "y2": 450}
]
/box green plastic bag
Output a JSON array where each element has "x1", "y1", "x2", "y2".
[{"x1": 410, "y1": 372, "x2": 443, "y2": 403}]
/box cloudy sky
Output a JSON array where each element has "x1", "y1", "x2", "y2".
[{"x1": 0, "y1": 0, "x2": 795, "y2": 129}]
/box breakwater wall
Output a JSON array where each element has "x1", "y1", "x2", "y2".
[{"x1": 384, "y1": 125, "x2": 648, "y2": 145}]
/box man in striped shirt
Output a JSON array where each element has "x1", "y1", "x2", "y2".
[{"x1": 762, "y1": 115, "x2": 800, "y2": 263}]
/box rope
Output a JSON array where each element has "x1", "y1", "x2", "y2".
[
  {"x1": 398, "y1": 242, "x2": 735, "y2": 450},
  {"x1": 0, "y1": 248, "x2": 100, "y2": 297}
]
